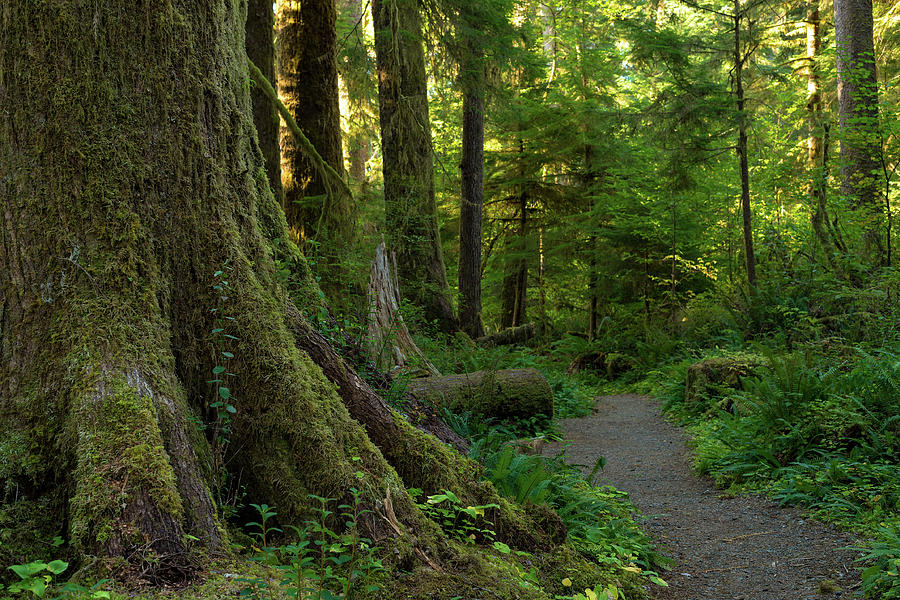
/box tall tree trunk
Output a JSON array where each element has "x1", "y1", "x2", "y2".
[
  {"x1": 458, "y1": 46, "x2": 486, "y2": 339},
  {"x1": 734, "y1": 5, "x2": 757, "y2": 288},
  {"x1": 1, "y1": 0, "x2": 545, "y2": 581},
  {"x1": 372, "y1": 0, "x2": 458, "y2": 333},
  {"x1": 247, "y1": 0, "x2": 282, "y2": 204},
  {"x1": 277, "y1": 0, "x2": 357, "y2": 251},
  {"x1": 806, "y1": 0, "x2": 839, "y2": 268},
  {"x1": 834, "y1": 0, "x2": 883, "y2": 264}
]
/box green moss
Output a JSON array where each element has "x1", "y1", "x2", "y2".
[{"x1": 69, "y1": 374, "x2": 183, "y2": 550}]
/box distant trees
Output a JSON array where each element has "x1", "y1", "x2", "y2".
[{"x1": 278, "y1": 0, "x2": 357, "y2": 257}]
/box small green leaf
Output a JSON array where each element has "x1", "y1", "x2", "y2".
[
  {"x1": 46, "y1": 560, "x2": 68, "y2": 575},
  {"x1": 492, "y1": 541, "x2": 511, "y2": 554},
  {"x1": 219, "y1": 387, "x2": 231, "y2": 399},
  {"x1": 10, "y1": 562, "x2": 46, "y2": 579},
  {"x1": 225, "y1": 404, "x2": 237, "y2": 414},
  {"x1": 222, "y1": 351, "x2": 235, "y2": 359},
  {"x1": 212, "y1": 366, "x2": 226, "y2": 374}
]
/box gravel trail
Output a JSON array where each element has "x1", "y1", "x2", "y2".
[{"x1": 546, "y1": 394, "x2": 863, "y2": 600}]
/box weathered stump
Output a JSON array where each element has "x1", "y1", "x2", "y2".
[
  {"x1": 567, "y1": 351, "x2": 634, "y2": 379},
  {"x1": 366, "y1": 241, "x2": 439, "y2": 376}
]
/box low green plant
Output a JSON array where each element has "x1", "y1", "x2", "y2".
[
  {"x1": 239, "y1": 496, "x2": 383, "y2": 600},
  {"x1": 208, "y1": 261, "x2": 242, "y2": 515},
  {"x1": 3, "y1": 558, "x2": 109, "y2": 599},
  {"x1": 408, "y1": 489, "x2": 499, "y2": 544},
  {"x1": 856, "y1": 524, "x2": 900, "y2": 599}
]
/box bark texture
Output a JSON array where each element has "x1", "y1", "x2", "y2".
[
  {"x1": 373, "y1": 0, "x2": 458, "y2": 333},
  {"x1": 278, "y1": 0, "x2": 357, "y2": 248},
  {"x1": 0, "y1": 0, "x2": 434, "y2": 576},
  {"x1": 501, "y1": 180, "x2": 529, "y2": 328},
  {"x1": 366, "y1": 241, "x2": 440, "y2": 376},
  {"x1": 247, "y1": 0, "x2": 282, "y2": 203},
  {"x1": 733, "y1": 6, "x2": 757, "y2": 288},
  {"x1": 834, "y1": 0, "x2": 883, "y2": 264},
  {"x1": 459, "y1": 55, "x2": 486, "y2": 339},
  {"x1": 407, "y1": 369, "x2": 554, "y2": 420},
  {"x1": 806, "y1": 0, "x2": 839, "y2": 267}
]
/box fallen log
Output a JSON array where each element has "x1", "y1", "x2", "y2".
[
  {"x1": 476, "y1": 323, "x2": 536, "y2": 347},
  {"x1": 407, "y1": 368, "x2": 553, "y2": 420}
]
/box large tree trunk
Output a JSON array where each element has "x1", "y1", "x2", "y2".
[
  {"x1": 834, "y1": 0, "x2": 883, "y2": 265},
  {"x1": 247, "y1": 0, "x2": 282, "y2": 204},
  {"x1": 459, "y1": 45, "x2": 486, "y2": 339},
  {"x1": 277, "y1": 0, "x2": 358, "y2": 260},
  {"x1": 806, "y1": 0, "x2": 839, "y2": 268},
  {"x1": 1, "y1": 1, "x2": 551, "y2": 581},
  {"x1": 372, "y1": 0, "x2": 458, "y2": 334}
]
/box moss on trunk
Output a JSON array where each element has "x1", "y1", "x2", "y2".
[
  {"x1": 0, "y1": 1, "x2": 576, "y2": 588},
  {"x1": 372, "y1": 0, "x2": 458, "y2": 334},
  {"x1": 277, "y1": 0, "x2": 359, "y2": 298}
]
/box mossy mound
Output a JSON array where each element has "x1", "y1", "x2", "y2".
[{"x1": 684, "y1": 354, "x2": 765, "y2": 405}]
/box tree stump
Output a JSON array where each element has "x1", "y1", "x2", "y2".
[{"x1": 366, "y1": 241, "x2": 440, "y2": 376}]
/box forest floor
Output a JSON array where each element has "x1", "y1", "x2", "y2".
[{"x1": 545, "y1": 394, "x2": 864, "y2": 600}]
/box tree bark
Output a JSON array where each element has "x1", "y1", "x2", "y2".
[
  {"x1": 806, "y1": 0, "x2": 839, "y2": 268},
  {"x1": 247, "y1": 0, "x2": 282, "y2": 205},
  {"x1": 834, "y1": 0, "x2": 883, "y2": 264},
  {"x1": 1, "y1": 1, "x2": 536, "y2": 580},
  {"x1": 501, "y1": 168, "x2": 529, "y2": 329},
  {"x1": 459, "y1": 47, "x2": 486, "y2": 339},
  {"x1": 373, "y1": 0, "x2": 458, "y2": 334},
  {"x1": 366, "y1": 242, "x2": 440, "y2": 376},
  {"x1": 278, "y1": 0, "x2": 357, "y2": 252}
]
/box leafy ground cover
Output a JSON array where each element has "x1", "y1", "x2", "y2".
[{"x1": 645, "y1": 343, "x2": 900, "y2": 598}]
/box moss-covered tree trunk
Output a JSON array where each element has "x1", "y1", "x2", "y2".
[
  {"x1": 0, "y1": 0, "x2": 537, "y2": 580},
  {"x1": 459, "y1": 46, "x2": 486, "y2": 339},
  {"x1": 806, "y1": 0, "x2": 839, "y2": 270},
  {"x1": 373, "y1": 0, "x2": 458, "y2": 334},
  {"x1": 277, "y1": 0, "x2": 358, "y2": 263},
  {"x1": 247, "y1": 0, "x2": 283, "y2": 204},
  {"x1": 834, "y1": 0, "x2": 884, "y2": 265}
]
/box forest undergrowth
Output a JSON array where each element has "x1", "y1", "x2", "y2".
[{"x1": 631, "y1": 269, "x2": 900, "y2": 599}]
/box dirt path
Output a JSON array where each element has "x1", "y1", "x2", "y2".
[{"x1": 546, "y1": 394, "x2": 863, "y2": 600}]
